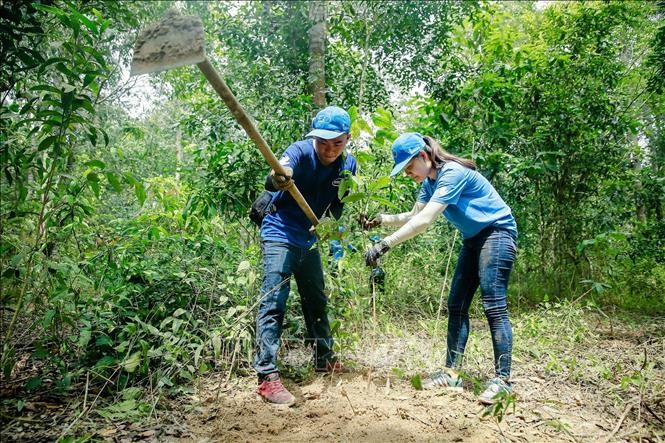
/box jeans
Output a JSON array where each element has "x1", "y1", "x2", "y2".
[
  {"x1": 446, "y1": 227, "x2": 517, "y2": 380},
  {"x1": 253, "y1": 240, "x2": 334, "y2": 377}
]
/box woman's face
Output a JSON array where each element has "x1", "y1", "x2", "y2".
[{"x1": 404, "y1": 151, "x2": 430, "y2": 183}]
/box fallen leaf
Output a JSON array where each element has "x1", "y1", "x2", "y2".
[{"x1": 97, "y1": 428, "x2": 117, "y2": 437}]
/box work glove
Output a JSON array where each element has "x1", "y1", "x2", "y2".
[
  {"x1": 271, "y1": 166, "x2": 293, "y2": 191},
  {"x1": 364, "y1": 240, "x2": 390, "y2": 267},
  {"x1": 358, "y1": 213, "x2": 381, "y2": 231}
]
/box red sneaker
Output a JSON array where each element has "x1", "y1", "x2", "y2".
[
  {"x1": 256, "y1": 373, "x2": 296, "y2": 406},
  {"x1": 315, "y1": 359, "x2": 348, "y2": 374}
]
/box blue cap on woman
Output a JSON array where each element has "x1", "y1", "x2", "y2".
[{"x1": 390, "y1": 132, "x2": 426, "y2": 177}]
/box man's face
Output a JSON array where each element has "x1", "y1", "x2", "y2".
[{"x1": 315, "y1": 134, "x2": 351, "y2": 166}]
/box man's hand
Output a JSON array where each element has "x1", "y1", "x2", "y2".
[
  {"x1": 364, "y1": 240, "x2": 390, "y2": 267},
  {"x1": 271, "y1": 166, "x2": 293, "y2": 191},
  {"x1": 358, "y1": 213, "x2": 381, "y2": 231}
]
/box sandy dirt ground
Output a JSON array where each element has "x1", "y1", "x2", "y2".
[
  {"x1": 2, "y1": 315, "x2": 663, "y2": 442},
  {"x1": 169, "y1": 320, "x2": 664, "y2": 442}
]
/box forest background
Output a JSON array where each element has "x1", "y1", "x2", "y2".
[{"x1": 1, "y1": 0, "x2": 663, "y2": 439}]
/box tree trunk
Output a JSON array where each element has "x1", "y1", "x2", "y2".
[{"x1": 308, "y1": 1, "x2": 327, "y2": 108}]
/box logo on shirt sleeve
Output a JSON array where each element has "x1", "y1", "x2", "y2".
[{"x1": 279, "y1": 156, "x2": 291, "y2": 166}]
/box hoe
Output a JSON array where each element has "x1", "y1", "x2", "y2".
[{"x1": 130, "y1": 9, "x2": 319, "y2": 226}]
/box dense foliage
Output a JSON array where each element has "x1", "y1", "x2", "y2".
[{"x1": 1, "y1": 0, "x2": 662, "y2": 414}]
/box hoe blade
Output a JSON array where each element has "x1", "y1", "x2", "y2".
[{"x1": 130, "y1": 9, "x2": 206, "y2": 76}]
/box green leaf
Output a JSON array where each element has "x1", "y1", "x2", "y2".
[
  {"x1": 375, "y1": 129, "x2": 398, "y2": 145},
  {"x1": 87, "y1": 128, "x2": 97, "y2": 146},
  {"x1": 144, "y1": 323, "x2": 160, "y2": 336},
  {"x1": 83, "y1": 73, "x2": 97, "y2": 88},
  {"x1": 194, "y1": 344, "x2": 203, "y2": 369},
  {"x1": 369, "y1": 196, "x2": 397, "y2": 208},
  {"x1": 32, "y1": 4, "x2": 66, "y2": 17},
  {"x1": 410, "y1": 374, "x2": 423, "y2": 391},
  {"x1": 95, "y1": 356, "x2": 115, "y2": 368},
  {"x1": 100, "y1": 128, "x2": 109, "y2": 147},
  {"x1": 55, "y1": 63, "x2": 75, "y2": 78},
  {"x1": 348, "y1": 105, "x2": 358, "y2": 122},
  {"x1": 16, "y1": 51, "x2": 38, "y2": 68},
  {"x1": 95, "y1": 336, "x2": 113, "y2": 347},
  {"x1": 134, "y1": 183, "x2": 146, "y2": 206},
  {"x1": 25, "y1": 377, "x2": 43, "y2": 391},
  {"x1": 85, "y1": 159, "x2": 106, "y2": 169},
  {"x1": 368, "y1": 176, "x2": 391, "y2": 191},
  {"x1": 78, "y1": 329, "x2": 92, "y2": 347},
  {"x1": 56, "y1": 372, "x2": 72, "y2": 390},
  {"x1": 89, "y1": 180, "x2": 100, "y2": 197},
  {"x1": 38, "y1": 57, "x2": 69, "y2": 74},
  {"x1": 353, "y1": 118, "x2": 372, "y2": 135},
  {"x1": 341, "y1": 192, "x2": 365, "y2": 204},
  {"x1": 121, "y1": 387, "x2": 142, "y2": 401},
  {"x1": 212, "y1": 335, "x2": 221, "y2": 358},
  {"x1": 372, "y1": 108, "x2": 393, "y2": 129},
  {"x1": 173, "y1": 308, "x2": 187, "y2": 317},
  {"x1": 30, "y1": 84, "x2": 61, "y2": 94},
  {"x1": 237, "y1": 260, "x2": 251, "y2": 273},
  {"x1": 354, "y1": 150, "x2": 375, "y2": 164},
  {"x1": 68, "y1": 5, "x2": 98, "y2": 34},
  {"x1": 105, "y1": 172, "x2": 122, "y2": 192},
  {"x1": 73, "y1": 97, "x2": 95, "y2": 114},
  {"x1": 123, "y1": 172, "x2": 139, "y2": 187},
  {"x1": 19, "y1": 98, "x2": 38, "y2": 114},
  {"x1": 38, "y1": 135, "x2": 58, "y2": 151},
  {"x1": 122, "y1": 351, "x2": 141, "y2": 373},
  {"x1": 43, "y1": 310, "x2": 56, "y2": 328}
]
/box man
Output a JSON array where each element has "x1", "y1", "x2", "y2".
[{"x1": 254, "y1": 106, "x2": 357, "y2": 405}]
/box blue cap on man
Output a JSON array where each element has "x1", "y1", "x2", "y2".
[
  {"x1": 390, "y1": 132, "x2": 426, "y2": 177},
  {"x1": 306, "y1": 106, "x2": 351, "y2": 140}
]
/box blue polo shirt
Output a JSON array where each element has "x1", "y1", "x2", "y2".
[
  {"x1": 417, "y1": 162, "x2": 517, "y2": 239},
  {"x1": 261, "y1": 139, "x2": 357, "y2": 248}
]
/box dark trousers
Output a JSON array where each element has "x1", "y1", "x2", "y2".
[
  {"x1": 446, "y1": 227, "x2": 517, "y2": 379},
  {"x1": 253, "y1": 240, "x2": 334, "y2": 377}
]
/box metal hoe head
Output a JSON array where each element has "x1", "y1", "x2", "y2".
[{"x1": 130, "y1": 10, "x2": 206, "y2": 76}]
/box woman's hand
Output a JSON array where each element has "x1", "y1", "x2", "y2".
[
  {"x1": 358, "y1": 213, "x2": 381, "y2": 230},
  {"x1": 364, "y1": 241, "x2": 390, "y2": 267}
]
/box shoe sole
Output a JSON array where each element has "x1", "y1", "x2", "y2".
[
  {"x1": 478, "y1": 392, "x2": 515, "y2": 405},
  {"x1": 256, "y1": 394, "x2": 296, "y2": 407},
  {"x1": 423, "y1": 385, "x2": 463, "y2": 392}
]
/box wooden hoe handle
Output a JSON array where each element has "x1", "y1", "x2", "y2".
[{"x1": 197, "y1": 59, "x2": 319, "y2": 227}]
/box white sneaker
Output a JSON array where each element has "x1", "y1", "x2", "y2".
[
  {"x1": 422, "y1": 369, "x2": 463, "y2": 391},
  {"x1": 478, "y1": 377, "x2": 512, "y2": 404}
]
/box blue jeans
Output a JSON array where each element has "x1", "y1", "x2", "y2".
[
  {"x1": 446, "y1": 227, "x2": 517, "y2": 380},
  {"x1": 253, "y1": 240, "x2": 334, "y2": 377}
]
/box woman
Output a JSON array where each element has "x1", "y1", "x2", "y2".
[{"x1": 362, "y1": 132, "x2": 517, "y2": 404}]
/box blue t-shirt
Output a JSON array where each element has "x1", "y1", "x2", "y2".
[
  {"x1": 261, "y1": 139, "x2": 357, "y2": 248},
  {"x1": 417, "y1": 162, "x2": 517, "y2": 239}
]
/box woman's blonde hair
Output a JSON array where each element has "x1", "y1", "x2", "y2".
[{"x1": 422, "y1": 136, "x2": 476, "y2": 170}]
